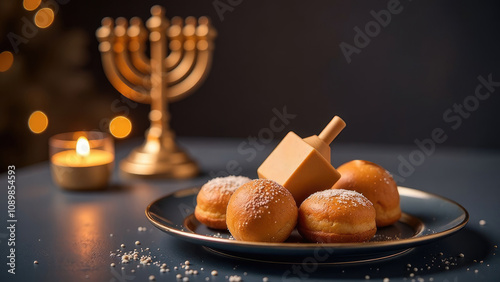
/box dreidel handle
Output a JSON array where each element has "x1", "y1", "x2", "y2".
[{"x1": 318, "y1": 116, "x2": 346, "y2": 145}]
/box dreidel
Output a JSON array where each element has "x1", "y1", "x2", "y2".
[{"x1": 257, "y1": 116, "x2": 346, "y2": 205}]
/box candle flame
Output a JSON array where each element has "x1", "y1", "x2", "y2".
[{"x1": 76, "y1": 137, "x2": 90, "y2": 157}]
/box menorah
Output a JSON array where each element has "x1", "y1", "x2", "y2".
[{"x1": 96, "y1": 6, "x2": 216, "y2": 178}]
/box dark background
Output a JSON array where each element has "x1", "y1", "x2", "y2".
[{"x1": 1, "y1": 0, "x2": 500, "y2": 169}]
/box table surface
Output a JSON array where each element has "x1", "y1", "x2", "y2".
[{"x1": 1, "y1": 137, "x2": 499, "y2": 282}]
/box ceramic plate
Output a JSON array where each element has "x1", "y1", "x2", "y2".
[{"x1": 146, "y1": 187, "x2": 468, "y2": 263}]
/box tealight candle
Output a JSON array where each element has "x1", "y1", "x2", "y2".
[{"x1": 50, "y1": 131, "x2": 114, "y2": 190}]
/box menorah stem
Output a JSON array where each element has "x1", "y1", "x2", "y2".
[{"x1": 147, "y1": 10, "x2": 168, "y2": 146}]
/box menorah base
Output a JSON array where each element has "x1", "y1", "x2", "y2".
[{"x1": 119, "y1": 144, "x2": 199, "y2": 179}]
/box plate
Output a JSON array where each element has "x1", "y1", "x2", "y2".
[{"x1": 146, "y1": 187, "x2": 468, "y2": 262}]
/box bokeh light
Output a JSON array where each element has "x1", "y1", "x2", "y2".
[
  {"x1": 0, "y1": 51, "x2": 14, "y2": 72},
  {"x1": 28, "y1": 111, "x2": 49, "y2": 134},
  {"x1": 34, "y1": 8, "x2": 55, "y2": 29},
  {"x1": 109, "y1": 116, "x2": 132, "y2": 138},
  {"x1": 23, "y1": 0, "x2": 42, "y2": 11}
]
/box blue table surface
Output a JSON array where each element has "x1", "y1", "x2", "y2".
[{"x1": 1, "y1": 137, "x2": 499, "y2": 282}]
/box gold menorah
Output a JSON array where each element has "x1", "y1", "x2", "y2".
[{"x1": 96, "y1": 6, "x2": 216, "y2": 178}]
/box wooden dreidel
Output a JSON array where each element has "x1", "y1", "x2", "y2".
[{"x1": 257, "y1": 116, "x2": 346, "y2": 205}]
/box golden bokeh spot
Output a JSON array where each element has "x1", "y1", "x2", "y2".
[
  {"x1": 0, "y1": 51, "x2": 14, "y2": 72},
  {"x1": 28, "y1": 111, "x2": 49, "y2": 134},
  {"x1": 110, "y1": 116, "x2": 132, "y2": 138},
  {"x1": 23, "y1": 0, "x2": 42, "y2": 11},
  {"x1": 34, "y1": 8, "x2": 55, "y2": 29}
]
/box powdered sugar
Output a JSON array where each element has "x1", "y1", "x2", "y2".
[
  {"x1": 242, "y1": 179, "x2": 293, "y2": 220},
  {"x1": 201, "y1": 175, "x2": 252, "y2": 194},
  {"x1": 306, "y1": 189, "x2": 372, "y2": 207}
]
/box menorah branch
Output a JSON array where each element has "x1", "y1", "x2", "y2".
[
  {"x1": 168, "y1": 44, "x2": 214, "y2": 102},
  {"x1": 98, "y1": 41, "x2": 151, "y2": 103},
  {"x1": 128, "y1": 17, "x2": 151, "y2": 74},
  {"x1": 167, "y1": 42, "x2": 196, "y2": 84},
  {"x1": 165, "y1": 41, "x2": 183, "y2": 71},
  {"x1": 114, "y1": 18, "x2": 151, "y2": 88}
]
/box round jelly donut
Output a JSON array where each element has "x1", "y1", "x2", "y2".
[
  {"x1": 226, "y1": 179, "x2": 298, "y2": 242},
  {"x1": 298, "y1": 189, "x2": 377, "y2": 243},
  {"x1": 331, "y1": 160, "x2": 401, "y2": 227},
  {"x1": 194, "y1": 175, "x2": 252, "y2": 229}
]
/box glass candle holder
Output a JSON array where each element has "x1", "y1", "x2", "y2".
[{"x1": 50, "y1": 131, "x2": 114, "y2": 190}]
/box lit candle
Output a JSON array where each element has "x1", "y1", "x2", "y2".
[{"x1": 50, "y1": 132, "x2": 114, "y2": 190}]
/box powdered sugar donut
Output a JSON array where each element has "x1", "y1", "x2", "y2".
[
  {"x1": 298, "y1": 189, "x2": 377, "y2": 243},
  {"x1": 195, "y1": 176, "x2": 252, "y2": 229},
  {"x1": 226, "y1": 179, "x2": 298, "y2": 242}
]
